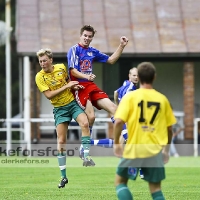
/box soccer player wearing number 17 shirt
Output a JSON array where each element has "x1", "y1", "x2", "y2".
[
  {"x1": 113, "y1": 62, "x2": 177, "y2": 200},
  {"x1": 67, "y1": 25, "x2": 129, "y2": 159}
]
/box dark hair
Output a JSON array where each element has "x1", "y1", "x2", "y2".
[
  {"x1": 80, "y1": 25, "x2": 96, "y2": 36},
  {"x1": 137, "y1": 62, "x2": 156, "y2": 84}
]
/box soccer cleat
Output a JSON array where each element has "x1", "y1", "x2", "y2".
[
  {"x1": 83, "y1": 156, "x2": 95, "y2": 167},
  {"x1": 79, "y1": 145, "x2": 84, "y2": 160},
  {"x1": 58, "y1": 177, "x2": 68, "y2": 188}
]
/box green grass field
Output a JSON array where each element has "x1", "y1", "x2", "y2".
[{"x1": 0, "y1": 156, "x2": 200, "y2": 200}]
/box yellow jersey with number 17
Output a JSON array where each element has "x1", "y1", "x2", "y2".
[
  {"x1": 35, "y1": 63, "x2": 75, "y2": 107},
  {"x1": 114, "y1": 88, "x2": 176, "y2": 159}
]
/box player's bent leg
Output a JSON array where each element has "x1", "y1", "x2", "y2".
[
  {"x1": 86, "y1": 98, "x2": 117, "y2": 149},
  {"x1": 56, "y1": 123, "x2": 68, "y2": 188},
  {"x1": 149, "y1": 182, "x2": 165, "y2": 200},
  {"x1": 78, "y1": 101, "x2": 95, "y2": 159},
  {"x1": 76, "y1": 113, "x2": 95, "y2": 166},
  {"x1": 115, "y1": 174, "x2": 132, "y2": 200},
  {"x1": 76, "y1": 113, "x2": 90, "y2": 137},
  {"x1": 115, "y1": 173, "x2": 128, "y2": 186},
  {"x1": 76, "y1": 112, "x2": 89, "y2": 160},
  {"x1": 96, "y1": 99, "x2": 116, "y2": 140},
  {"x1": 96, "y1": 98, "x2": 117, "y2": 116},
  {"x1": 85, "y1": 100, "x2": 95, "y2": 130},
  {"x1": 56, "y1": 122, "x2": 68, "y2": 150},
  {"x1": 148, "y1": 182, "x2": 161, "y2": 193}
]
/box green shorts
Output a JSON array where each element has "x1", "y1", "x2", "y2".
[
  {"x1": 53, "y1": 100, "x2": 85, "y2": 126},
  {"x1": 116, "y1": 151, "x2": 165, "y2": 183}
]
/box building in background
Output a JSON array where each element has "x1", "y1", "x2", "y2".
[{"x1": 14, "y1": 0, "x2": 200, "y2": 144}]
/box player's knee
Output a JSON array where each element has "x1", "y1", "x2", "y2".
[
  {"x1": 110, "y1": 103, "x2": 117, "y2": 115},
  {"x1": 86, "y1": 114, "x2": 95, "y2": 125},
  {"x1": 115, "y1": 174, "x2": 126, "y2": 186},
  {"x1": 79, "y1": 119, "x2": 89, "y2": 130},
  {"x1": 89, "y1": 115, "x2": 95, "y2": 124},
  {"x1": 57, "y1": 138, "x2": 66, "y2": 145},
  {"x1": 83, "y1": 121, "x2": 89, "y2": 129}
]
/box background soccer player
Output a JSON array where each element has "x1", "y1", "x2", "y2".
[
  {"x1": 114, "y1": 67, "x2": 138, "y2": 141},
  {"x1": 35, "y1": 48, "x2": 95, "y2": 189},
  {"x1": 113, "y1": 67, "x2": 144, "y2": 179},
  {"x1": 113, "y1": 62, "x2": 176, "y2": 200},
  {"x1": 67, "y1": 25, "x2": 129, "y2": 157}
]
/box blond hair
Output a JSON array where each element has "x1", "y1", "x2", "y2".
[{"x1": 36, "y1": 48, "x2": 53, "y2": 59}]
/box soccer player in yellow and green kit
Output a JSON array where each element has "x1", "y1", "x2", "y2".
[
  {"x1": 113, "y1": 62, "x2": 176, "y2": 200},
  {"x1": 35, "y1": 48, "x2": 95, "y2": 189}
]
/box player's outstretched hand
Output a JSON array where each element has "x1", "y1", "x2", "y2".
[
  {"x1": 113, "y1": 143, "x2": 123, "y2": 158},
  {"x1": 120, "y1": 36, "x2": 129, "y2": 47}
]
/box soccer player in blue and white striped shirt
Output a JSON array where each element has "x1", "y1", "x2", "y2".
[{"x1": 114, "y1": 67, "x2": 138, "y2": 141}]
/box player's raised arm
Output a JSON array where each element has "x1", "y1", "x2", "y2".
[{"x1": 107, "y1": 36, "x2": 129, "y2": 65}]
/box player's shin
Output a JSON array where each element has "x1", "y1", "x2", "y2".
[
  {"x1": 81, "y1": 136, "x2": 95, "y2": 166},
  {"x1": 81, "y1": 136, "x2": 91, "y2": 158},
  {"x1": 57, "y1": 150, "x2": 67, "y2": 178}
]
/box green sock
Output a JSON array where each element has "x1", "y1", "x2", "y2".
[
  {"x1": 57, "y1": 153, "x2": 66, "y2": 178},
  {"x1": 116, "y1": 184, "x2": 133, "y2": 200},
  {"x1": 81, "y1": 136, "x2": 91, "y2": 158},
  {"x1": 152, "y1": 190, "x2": 165, "y2": 200}
]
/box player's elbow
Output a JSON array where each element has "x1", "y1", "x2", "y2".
[
  {"x1": 45, "y1": 94, "x2": 53, "y2": 100},
  {"x1": 70, "y1": 68, "x2": 78, "y2": 76},
  {"x1": 107, "y1": 57, "x2": 116, "y2": 65},
  {"x1": 46, "y1": 96, "x2": 52, "y2": 100},
  {"x1": 43, "y1": 90, "x2": 53, "y2": 100},
  {"x1": 115, "y1": 118, "x2": 124, "y2": 126}
]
